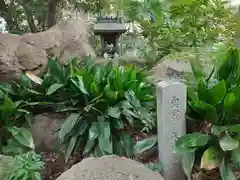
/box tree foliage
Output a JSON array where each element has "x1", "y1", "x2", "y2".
[
  {"x1": 122, "y1": 0, "x2": 237, "y2": 63},
  {"x1": 0, "y1": 0, "x2": 111, "y2": 34}
]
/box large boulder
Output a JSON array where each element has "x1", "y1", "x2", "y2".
[
  {"x1": 56, "y1": 155, "x2": 163, "y2": 180},
  {"x1": 0, "y1": 18, "x2": 95, "y2": 83}
]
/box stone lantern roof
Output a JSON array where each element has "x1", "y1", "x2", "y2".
[{"x1": 93, "y1": 16, "x2": 127, "y2": 34}]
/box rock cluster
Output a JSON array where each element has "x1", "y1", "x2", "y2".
[{"x1": 0, "y1": 19, "x2": 95, "y2": 83}]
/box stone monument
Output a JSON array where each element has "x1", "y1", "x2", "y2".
[{"x1": 156, "y1": 81, "x2": 186, "y2": 180}]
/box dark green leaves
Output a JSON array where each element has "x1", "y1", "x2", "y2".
[
  {"x1": 0, "y1": 56, "x2": 155, "y2": 163},
  {"x1": 89, "y1": 122, "x2": 100, "y2": 140},
  {"x1": 2, "y1": 127, "x2": 35, "y2": 156},
  {"x1": 200, "y1": 147, "x2": 223, "y2": 170},
  {"x1": 46, "y1": 84, "x2": 64, "y2": 95},
  {"x1": 181, "y1": 152, "x2": 195, "y2": 178},
  {"x1": 219, "y1": 157, "x2": 236, "y2": 180},
  {"x1": 4, "y1": 151, "x2": 44, "y2": 180},
  {"x1": 7, "y1": 127, "x2": 35, "y2": 150},
  {"x1": 208, "y1": 80, "x2": 226, "y2": 105},
  {"x1": 231, "y1": 145, "x2": 240, "y2": 168},
  {"x1": 98, "y1": 121, "x2": 112, "y2": 154},
  {"x1": 59, "y1": 113, "x2": 81, "y2": 142},
  {"x1": 219, "y1": 133, "x2": 239, "y2": 151},
  {"x1": 134, "y1": 135, "x2": 157, "y2": 154},
  {"x1": 174, "y1": 133, "x2": 210, "y2": 154},
  {"x1": 71, "y1": 76, "x2": 89, "y2": 95}
]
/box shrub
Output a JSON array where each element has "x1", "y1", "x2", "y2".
[
  {"x1": 0, "y1": 56, "x2": 156, "y2": 162},
  {"x1": 175, "y1": 48, "x2": 240, "y2": 180},
  {"x1": 4, "y1": 151, "x2": 44, "y2": 180}
]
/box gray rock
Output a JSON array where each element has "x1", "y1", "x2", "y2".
[
  {"x1": 148, "y1": 50, "x2": 214, "y2": 84},
  {"x1": 0, "y1": 155, "x2": 14, "y2": 179},
  {"x1": 0, "y1": 18, "x2": 95, "y2": 83},
  {"x1": 56, "y1": 155, "x2": 164, "y2": 180},
  {"x1": 30, "y1": 113, "x2": 66, "y2": 152}
]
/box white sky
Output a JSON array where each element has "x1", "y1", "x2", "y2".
[{"x1": 229, "y1": 0, "x2": 240, "y2": 6}]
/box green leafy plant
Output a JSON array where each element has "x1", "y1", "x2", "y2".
[
  {"x1": 0, "y1": 56, "x2": 156, "y2": 162},
  {"x1": 122, "y1": 0, "x2": 236, "y2": 66},
  {"x1": 174, "y1": 48, "x2": 240, "y2": 180},
  {"x1": 4, "y1": 151, "x2": 44, "y2": 180},
  {"x1": 57, "y1": 57, "x2": 156, "y2": 162},
  {"x1": 2, "y1": 126, "x2": 35, "y2": 156},
  {"x1": 0, "y1": 91, "x2": 33, "y2": 154}
]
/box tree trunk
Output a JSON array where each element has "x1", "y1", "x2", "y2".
[
  {"x1": 20, "y1": 0, "x2": 38, "y2": 33},
  {"x1": 0, "y1": 0, "x2": 13, "y2": 30},
  {"x1": 47, "y1": 0, "x2": 60, "y2": 28},
  {"x1": 22, "y1": 4, "x2": 38, "y2": 33}
]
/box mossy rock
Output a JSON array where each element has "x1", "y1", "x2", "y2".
[{"x1": 0, "y1": 155, "x2": 14, "y2": 179}]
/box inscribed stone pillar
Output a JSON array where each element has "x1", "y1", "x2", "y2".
[{"x1": 156, "y1": 81, "x2": 186, "y2": 180}]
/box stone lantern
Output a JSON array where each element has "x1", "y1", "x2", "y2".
[{"x1": 93, "y1": 15, "x2": 127, "y2": 58}]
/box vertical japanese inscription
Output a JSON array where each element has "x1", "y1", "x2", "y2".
[
  {"x1": 168, "y1": 96, "x2": 180, "y2": 149},
  {"x1": 157, "y1": 81, "x2": 186, "y2": 180}
]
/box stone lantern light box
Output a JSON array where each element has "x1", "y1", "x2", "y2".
[{"x1": 93, "y1": 16, "x2": 127, "y2": 57}]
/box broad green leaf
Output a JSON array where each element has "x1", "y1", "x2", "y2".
[
  {"x1": 229, "y1": 124, "x2": 240, "y2": 133},
  {"x1": 0, "y1": 95, "x2": 16, "y2": 113},
  {"x1": 112, "y1": 118, "x2": 124, "y2": 129},
  {"x1": 25, "y1": 89, "x2": 43, "y2": 95},
  {"x1": 134, "y1": 135, "x2": 157, "y2": 154},
  {"x1": 212, "y1": 125, "x2": 240, "y2": 135},
  {"x1": 65, "y1": 134, "x2": 78, "y2": 163},
  {"x1": 7, "y1": 127, "x2": 35, "y2": 149},
  {"x1": 83, "y1": 139, "x2": 96, "y2": 154},
  {"x1": 219, "y1": 133, "x2": 239, "y2": 151},
  {"x1": 89, "y1": 122, "x2": 100, "y2": 140},
  {"x1": 219, "y1": 157, "x2": 236, "y2": 180},
  {"x1": 2, "y1": 138, "x2": 29, "y2": 155},
  {"x1": 208, "y1": 80, "x2": 226, "y2": 105},
  {"x1": 119, "y1": 132, "x2": 133, "y2": 158},
  {"x1": 200, "y1": 147, "x2": 223, "y2": 170},
  {"x1": 224, "y1": 93, "x2": 236, "y2": 108},
  {"x1": 122, "y1": 108, "x2": 138, "y2": 119},
  {"x1": 46, "y1": 83, "x2": 64, "y2": 95},
  {"x1": 211, "y1": 125, "x2": 229, "y2": 135},
  {"x1": 90, "y1": 82, "x2": 99, "y2": 96},
  {"x1": 113, "y1": 136, "x2": 124, "y2": 156},
  {"x1": 98, "y1": 121, "x2": 112, "y2": 154},
  {"x1": 104, "y1": 85, "x2": 118, "y2": 100},
  {"x1": 20, "y1": 72, "x2": 33, "y2": 88},
  {"x1": 108, "y1": 106, "x2": 121, "y2": 119},
  {"x1": 59, "y1": 113, "x2": 81, "y2": 141},
  {"x1": 231, "y1": 145, "x2": 240, "y2": 168},
  {"x1": 174, "y1": 133, "x2": 209, "y2": 154},
  {"x1": 120, "y1": 100, "x2": 133, "y2": 109},
  {"x1": 196, "y1": 78, "x2": 208, "y2": 102},
  {"x1": 187, "y1": 87, "x2": 198, "y2": 101},
  {"x1": 92, "y1": 144, "x2": 105, "y2": 157},
  {"x1": 189, "y1": 100, "x2": 217, "y2": 122},
  {"x1": 125, "y1": 90, "x2": 141, "y2": 107},
  {"x1": 71, "y1": 76, "x2": 89, "y2": 95},
  {"x1": 181, "y1": 152, "x2": 195, "y2": 178},
  {"x1": 217, "y1": 49, "x2": 236, "y2": 82},
  {"x1": 77, "y1": 121, "x2": 88, "y2": 135},
  {"x1": 48, "y1": 58, "x2": 67, "y2": 84}
]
